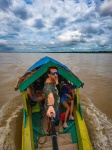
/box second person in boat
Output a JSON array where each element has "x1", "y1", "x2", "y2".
[{"x1": 60, "y1": 83, "x2": 75, "y2": 128}]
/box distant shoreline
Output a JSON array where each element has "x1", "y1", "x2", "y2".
[{"x1": 0, "y1": 51, "x2": 112, "y2": 53}]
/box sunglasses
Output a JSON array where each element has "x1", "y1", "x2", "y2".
[{"x1": 50, "y1": 72, "x2": 59, "y2": 75}]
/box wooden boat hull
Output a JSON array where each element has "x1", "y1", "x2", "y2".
[
  {"x1": 16, "y1": 56, "x2": 92, "y2": 150},
  {"x1": 22, "y1": 89, "x2": 92, "y2": 150}
]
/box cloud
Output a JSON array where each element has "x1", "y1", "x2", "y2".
[
  {"x1": 33, "y1": 19, "x2": 45, "y2": 29},
  {"x1": 53, "y1": 17, "x2": 67, "y2": 29},
  {"x1": 13, "y1": 7, "x2": 31, "y2": 20},
  {"x1": 0, "y1": 39, "x2": 8, "y2": 44},
  {"x1": 0, "y1": 0, "x2": 12, "y2": 11},
  {"x1": 0, "y1": 0, "x2": 112, "y2": 52},
  {"x1": 58, "y1": 30, "x2": 82, "y2": 42},
  {"x1": 99, "y1": 1, "x2": 112, "y2": 17},
  {"x1": 81, "y1": 25, "x2": 104, "y2": 35},
  {"x1": 0, "y1": 43, "x2": 15, "y2": 52}
]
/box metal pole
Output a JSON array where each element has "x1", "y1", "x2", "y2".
[{"x1": 50, "y1": 114, "x2": 59, "y2": 150}]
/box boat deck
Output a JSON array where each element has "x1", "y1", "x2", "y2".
[
  {"x1": 38, "y1": 133, "x2": 78, "y2": 150},
  {"x1": 32, "y1": 108, "x2": 78, "y2": 150}
]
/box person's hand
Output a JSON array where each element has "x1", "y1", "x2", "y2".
[
  {"x1": 65, "y1": 94, "x2": 72, "y2": 100},
  {"x1": 46, "y1": 106, "x2": 55, "y2": 118},
  {"x1": 55, "y1": 76, "x2": 59, "y2": 85}
]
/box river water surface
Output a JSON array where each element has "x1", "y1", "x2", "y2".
[{"x1": 0, "y1": 53, "x2": 112, "y2": 150}]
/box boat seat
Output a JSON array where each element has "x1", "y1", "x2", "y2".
[{"x1": 31, "y1": 102, "x2": 40, "y2": 113}]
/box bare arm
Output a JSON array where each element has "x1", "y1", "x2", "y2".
[
  {"x1": 65, "y1": 89, "x2": 75, "y2": 100},
  {"x1": 71, "y1": 89, "x2": 75, "y2": 99},
  {"x1": 47, "y1": 93, "x2": 54, "y2": 105},
  {"x1": 27, "y1": 87, "x2": 33, "y2": 99},
  {"x1": 55, "y1": 76, "x2": 59, "y2": 85},
  {"x1": 46, "y1": 93, "x2": 55, "y2": 117},
  {"x1": 65, "y1": 94, "x2": 72, "y2": 99}
]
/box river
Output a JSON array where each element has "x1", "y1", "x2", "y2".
[{"x1": 0, "y1": 53, "x2": 112, "y2": 150}]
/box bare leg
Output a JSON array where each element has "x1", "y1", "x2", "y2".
[
  {"x1": 68, "y1": 99, "x2": 74, "y2": 120},
  {"x1": 62, "y1": 101, "x2": 70, "y2": 123},
  {"x1": 70, "y1": 99, "x2": 74, "y2": 115}
]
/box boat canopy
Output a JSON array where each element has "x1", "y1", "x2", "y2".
[
  {"x1": 27, "y1": 56, "x2": 71, "y2": 73},
  {"x1": 18, "y1": 56, "x2": 84, "y2": 92}
]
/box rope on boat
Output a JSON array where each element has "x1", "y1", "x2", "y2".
[
  {"x1": 36, "y1": 110, "x2": 59, "y2": 150},
  {"x1": 37, "y1": 135, "x2": 48, "y2": 150},
  {"x1": 36, "y1": 108, "x2": 48, "y2": 150}
]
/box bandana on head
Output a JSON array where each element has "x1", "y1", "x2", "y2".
[
  {"x1": 65, "y1": 84, "x2": 76, "y2": 90},
  {"x1": 65, "y1": 84, "x2": 72, "y2": 90}
]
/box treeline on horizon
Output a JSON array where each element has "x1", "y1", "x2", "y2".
[{"x1": 0, "y1": 51, "x2": 112, "y2": 53}]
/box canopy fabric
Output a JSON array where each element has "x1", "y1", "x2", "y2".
[{"x1": 27, "y1": 56, "x2": 71, "y2": 73}]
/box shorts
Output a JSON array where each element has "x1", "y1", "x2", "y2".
[
  {"x1": 54, "y1": 110, "x2": 60, "y2": 126},
  {"x1": 50, "y1": 110, "x2": 60, "y2": 126},
  {"x1": 61, "y1": 95, "x2": 68, "y2": 103}
]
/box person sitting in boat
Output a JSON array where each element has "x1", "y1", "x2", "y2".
[
  {"x1": 27, "y1": 79, "x2": 45, "y2": 105},
  {"x1": 43, "y1": 66, "x2": 60, "y2": 134},
  {"x1": 60, "y1": 83, "x2": 75, "y2": 128}
]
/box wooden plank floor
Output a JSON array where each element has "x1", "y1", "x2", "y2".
[
  {"x1": 38, "y1": 133, "x2": 78, "y2": 150},
  {"x1": 37, "y1": 109, "x2": 78, "y2": 150}
]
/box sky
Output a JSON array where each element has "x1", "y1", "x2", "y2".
[{"x1": 0, "y1": 0, "x2": 112, "y2": 52}]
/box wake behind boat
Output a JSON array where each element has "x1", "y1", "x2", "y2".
[{"x1": 15, "y1": 56, "x2": 93, "y2": 150}]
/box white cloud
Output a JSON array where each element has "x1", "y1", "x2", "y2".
[
  {"x1": 100, "y1": 1, "x2": 112, "y2": 16},
  {"x1": 0, "y1": 0, "x2": 111, "y2": 52},
  {"x1": 0, "y1": 39, "x2": 8, "y2": 44},
  {"x1": 49, "y1": 41, "x2": 55, "y2": 45},
  {"x1": 58, "y1": 30, "x2": 82, "y2": 42}
]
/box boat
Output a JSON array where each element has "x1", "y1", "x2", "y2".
[{"x1": 15, "y1": 56, "x2": 93, "y2": 150}]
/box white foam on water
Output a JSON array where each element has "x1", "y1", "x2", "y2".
[
  {"x1": 0, "y1": 101, "x2": 23, "y2": 150},
  {"x1": 81, "y1": 95, "x2": 112, "y2": 150}
]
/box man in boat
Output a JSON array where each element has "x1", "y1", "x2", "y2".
[
  {"x1": 43, "y1": 66, "x2": 60, "y2": 133},
  {"x1": 60, "y1": 83, "x2": 75, "y2": 128}
]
